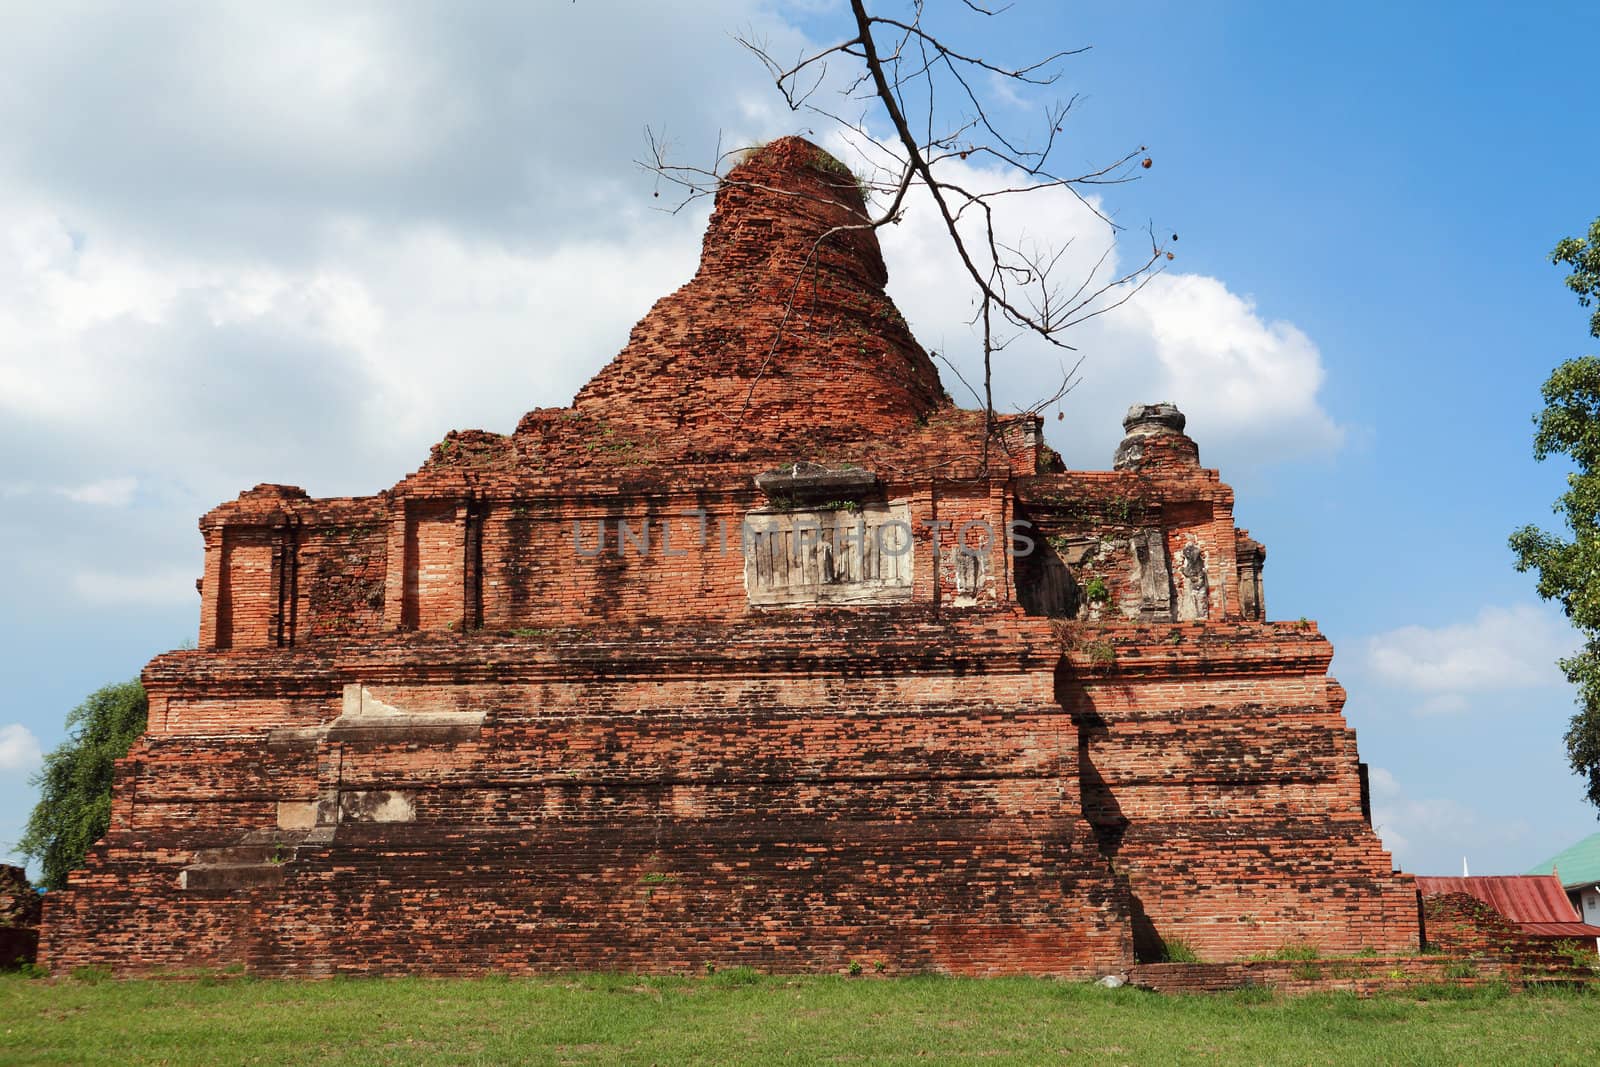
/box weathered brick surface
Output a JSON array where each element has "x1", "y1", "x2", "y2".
[
  {"x1": 1131, "y1": 957, "x2": 1527, "y2": 996},
  {"x1": 45, "y1": 616, "x2": 1130, "y2": 976},
  {"x1": 0, "y1": 865, "x2": 40, "y2": 966},
  {"x1": 1053, "y1": 624, "x2": 1417, "y2": 961},
  {"x1": 43, "y1": 136, "x2": 1417, "y2": 977},
  {"x1": 1421, "y1": 892, "x2": 1598, "y2": 966},
  {"x1": 571, "y1": 136, "x2": 947, "y2": 451}
]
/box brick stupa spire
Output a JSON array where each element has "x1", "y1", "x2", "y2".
[{"x1": 571, "y1": 136, "x2": 947, "y2": 448}]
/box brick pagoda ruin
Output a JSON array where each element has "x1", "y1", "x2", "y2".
[{"x1": 42, "y1": 137, "x2": 1418, "y2": 976}]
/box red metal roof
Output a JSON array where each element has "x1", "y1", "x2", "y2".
[
  {"x1": 1520, "y1": 922, "x2": 1600, "y2": 938},
  {"x1": 1417, "y1": 874, "x2": 1600, "y2": 936}
]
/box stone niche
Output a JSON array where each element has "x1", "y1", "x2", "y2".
[
  {"x1": 1016, "y1": 529, "x2": 1176, "y2": 622},
  {"x1": 1236, "y1": 530, "x2": 1267, "y2": 621},
  {"x1": 744, "y1": 503, "x2": 913, "y2": 607},
  {"x1": 745, "y1": 462, "x2": 913, "y2": 608}
]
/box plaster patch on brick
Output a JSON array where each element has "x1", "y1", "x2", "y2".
[
  {"x1": 339, "y1": 790, "x2": 417, "y2": 824},
  {"x1": 333, "y1": 684, "x2": 485, "y2": 733},
  {"x1": 277, "y1": 801, "x2": 317, "y2": 831}
]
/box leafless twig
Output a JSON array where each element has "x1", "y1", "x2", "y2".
[{"x1": 641, "y1": 0, "x2": 1171, "y2": 474}]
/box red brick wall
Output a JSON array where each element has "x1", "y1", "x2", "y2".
[
  {"x1": 1421, "y1": 892, "x2": 1596, "y2": 966},
  {"x1": 192, "y1": 434, "x2": 1278, "y2": 644},
  {"x1": 1130, "y1": 957, "x2": 1522, "y2": 995},
  {"x1": 1056, "y1": 621, "x2": 1417, "y2": 961},
  {"x1": 43, "y1": 616, "x2": 1134, "y2": 978},
  {"x1": 487, "y1": 496, "x2": 758, "y2": 627},
  {"x1": 217, "y1": 527, "x2": 277, "y2": 649},
  {"x1": 569, "y1": 137, "x2": 947, "y2": 451},
  {"x1": 195, "y1": 481, "x2": 1025, "y2": 637},
  {"x1": 0, "y1": 865, "x2": 39, "y2": 967},
  {"x1": 402, "y1": 501, "x2": 463, "y2": 631},
  {"x1": 44, "y1": 611, "x2": 1419, "y2": 977},
  {"x1": 299, "y1": 520, "x2": 387, "y2": 639},
  {"x1": 57, "y1": 447, "x2": 1425, "y2": 977}
]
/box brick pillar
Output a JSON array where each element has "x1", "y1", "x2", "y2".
[
  {"x1": 910, "y1": 483, "x2": 937, "y2": 607},
  {"x1": 991, "y1": 480, "x2": 1011, "y2": 606},
  {"x1": 389, "y1": 498, "x2": 472, "y2": 632},
  {"x1": 198, "y1": 526, "x2": 225, "y2": 650},
  {"x1": 1211, "y1": 492, "x2": 1239, "y2": 621},
  {"x1": 382, "y1": 504, "x2": 408, "y2": 632},
  {"x1": 450, "y1": 501, "x2": 470, "y2": 631}
]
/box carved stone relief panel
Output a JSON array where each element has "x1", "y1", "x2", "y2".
[{"x1": 744, "y1": 503, "x2": 914, "y2": 607}]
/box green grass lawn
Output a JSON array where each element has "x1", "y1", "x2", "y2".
[{"x1": 3, "y1": 971, "x2": 1598, "y2": 1065}]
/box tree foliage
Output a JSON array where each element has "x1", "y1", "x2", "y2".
[
  {"x1": 1511, "y1": 217, "x2": 1600, "y2": 810},
  {"x1": 17, "y1": 680, "x2": 147, "y2": 890},
  {"x1": 1552, "y1": 217, "x2": 1600, "y2": 340}
]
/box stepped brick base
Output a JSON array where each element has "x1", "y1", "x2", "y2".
[{"x1": 43, "y1": 615, "x2": 1414, "y2": 977}]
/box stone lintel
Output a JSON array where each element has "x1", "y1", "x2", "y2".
[{"x1": 755, "y1": 463, "x2": 880, "y2": 502}]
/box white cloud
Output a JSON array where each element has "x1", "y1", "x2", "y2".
[
  {"x1": 1365, "y1": 603, "x2": 1577, "y2": 709},
  {"x1": 874, "y1": 156, "x2": 1344, "y2": 471},
  {"x1": 0, "y1": 187, "x2": 704, "y2": 502},
  {"x1": 1093, "y1": 273, "x2": 1343, "y2": 457},
  {"x1": 0, "y1": 5, "x2": 760, "y2": 632},
  {"x1": 1368, "y1": 766, "x2": 1531, "y2": 874},
  {"x1": 1372, "y1": 792, "x2": 1475, "y2": 870},
  {"x1": 0, "y1": 5, "x2": 1341, "y2": 509},
  {"x1": 0, "y1": 3, "x2": 805, "y2": 249},
  {"x1": 55, "y1": 477, "x2": 137, "y2": 507},
  {"x1": 0, "y1": 724, "x2": 42, "y2": 773},
  {"x1": 1368, "y1": 765, "x2": 1401, "y2": 799},
  {"x1": 71, "y1": 567, "x2": 199, "y2": 608}
]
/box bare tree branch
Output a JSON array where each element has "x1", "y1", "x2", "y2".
[{"x1": 640, "y1": 0, "x2": 1172, "y2": 476}]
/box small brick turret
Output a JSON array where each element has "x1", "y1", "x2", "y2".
[
  {"x1": 1112, "y1": 401, "x2": 1201, "y2": 472},
  {"x1": 571, "y1": 136, "x2": 947, "y2": 453}
]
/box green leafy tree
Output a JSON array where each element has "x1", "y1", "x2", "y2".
[
  {"x1": 17, "y1": 680, "x2": 147, "y2": 890},
  {"x1": 1511, "y1": 217, "x2": 1600, "y2": 809},
  {"x1": 1553, "y1": 218, "x2": 1600, "y2": 340}
]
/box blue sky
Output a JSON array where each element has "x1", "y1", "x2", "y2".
[{"x1": 2, "y1": 1, "x2": 1598, "y2": 880}]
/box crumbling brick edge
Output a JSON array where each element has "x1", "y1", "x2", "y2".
[{"x1": 1128, "y1": 956, "x2": 1595, "y2": 996}]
